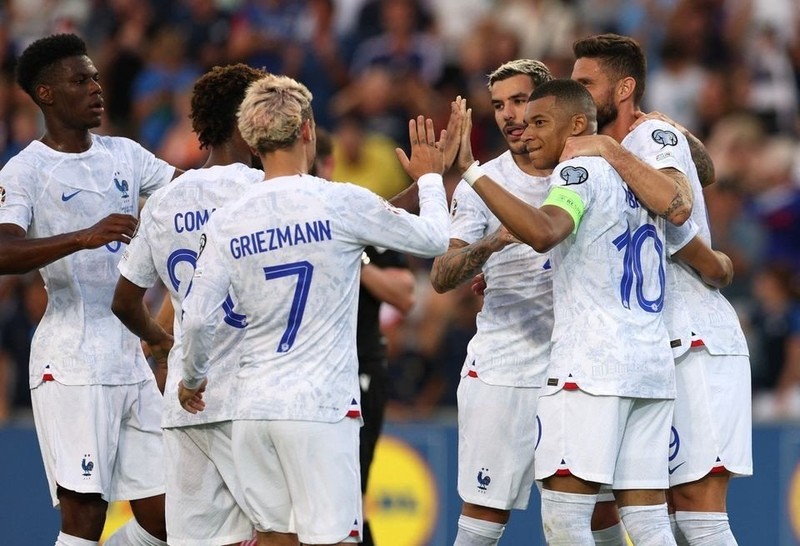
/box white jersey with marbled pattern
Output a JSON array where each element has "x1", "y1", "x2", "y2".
[
  {"x1": 0, "y1": 135, "x2": 173, "y2": 386},
  {"x1": 118, "y1": 163, "x2": 264, "y2": 427},
  {"x1": 623, "y1": 120, "x2": 749, "y2": 358},
  {"x1": 449, "y1": 151, "x2": 552, "y2": 387},
  {"x1": 181, "y1": 174, "x2": 449, "y2": 422},
  {"x1": 544, "y1": 156, "x2": 675, "y2": 399}
]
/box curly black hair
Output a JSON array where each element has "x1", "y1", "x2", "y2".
[
  {"x1": 15, "y1": 33, "x2": 88, "y2": 100},
  {"x1": 191, "y1": 64, "x2": 269, "y2": 149}
]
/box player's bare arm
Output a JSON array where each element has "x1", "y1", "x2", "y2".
[
  {"x1": 672, "y1": 236, "x2": 734, "y2": 289},
  {"x1": 560, "y1": 134, "x2": 693, "y2": 226},
  {"x1": 111, "y1": 276, "x2": 174, "y2": 391},
  {"x1": 431, "y1": 227, "x2": 519, "y2": 293},
  {"x1": 0, "y1": 213, "x2": 138, "y2": 274},
  {"x1": 361, "y1": 263, "x2": 416, "y2": 313},
  {"x1": 631, "y1": 110, "x2": 716, "y2": 188}
]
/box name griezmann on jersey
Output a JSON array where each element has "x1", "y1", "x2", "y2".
[{"x1": 229, "y1": 219, "x2": 333, "y2": 259}]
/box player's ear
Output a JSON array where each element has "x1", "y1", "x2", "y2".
[
  {"x1": 617, "y1": 76, "x2": 636, "y2": 103},
  {"x1": 36, "y1": 83, "x2": 53, "y2": 106},
  {"x1": 570, "y1": 113, "x2": 588, "y2": 136},
  {"x1": 301, "y1": 118, "x2": 315, "y2": 143}
]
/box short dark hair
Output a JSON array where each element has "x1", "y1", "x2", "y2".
[
  {"x1": 16, "y1": 33, "x2": 88, "y2": 100},
  {"x1": 191, "y1": 64, "x2": 268, "y2": 149},
  {"x1": 529, "y1": 78, "x2": 597, "y2": 121},
  {"x1": 573, "y1": 33, "x2": 647, "y2": 106}
]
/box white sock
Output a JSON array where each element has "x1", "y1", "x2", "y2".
[
  {"x1": 104, "y1": 519, "x2": 168, "y2": 546},
  {"x1": 619, "y1": 503, "x2": 676, "y2": 545},
  {"x1": 592, "y1": 521, "x2": 628, "y2": 545},
  {"x1": 54, "y1": 532, "x2": 98, "y2": 546},
  {"x1": 675, "y1": 511, "x2": 737, "y2": 545},
  {"x1": 453, "y1": 514, "x2": 505, "y2": 546},
  {"x1": 540, "y1": 489, "x2": 597, "y2": 545},
  {"x1": 670, "y1": 512, "x2": 690, "y2": 545}
]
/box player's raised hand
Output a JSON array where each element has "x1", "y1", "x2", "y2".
[
  {"x1": 77, "y1": 213, "x2": 139, "y2": 249},
  {"x1": 439, "y1": 96, "x2": 465, "y2": 171},
  {"x1": 178, "y1": 378, "x2": 207, "y2": 414},
  {"x1": 454, "y1": 97, "x2": 476, "y2": 174},
  {"x1": 396, "y1": 115, "x2": 445, "y2": 180}
]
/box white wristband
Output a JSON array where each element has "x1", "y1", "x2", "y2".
[{"x1": 462, "y1": 161, "x2": 485, "y2": 187}]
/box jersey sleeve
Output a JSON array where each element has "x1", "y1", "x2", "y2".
[
  {"x1": 448, "y1": 180, "x2": 489, "y2": 244},
  {"x1": 180, "y1": 220, "x2": 232, "y2": 389},
  {"x1": 665, "y1": 217, "x2": 700, "y2": 255},
  {"x1": 0, "y1": 159, "x2": 35, "y2": 230},
  {"x1": 118, "y1": 199, "x2": 159, "y2": 288},
  {"x1": 624, "y1": 119, "x2": 687, "y2": 174},
  {"x1": 127, "y1": 138, "x2": 175, "y2": 197},
  {"x1": 543, "y1": 158, "x2": 599, "y2": 231},
  {"x1": 335, "y1": 173, "x2": 449, "y2": 258}
]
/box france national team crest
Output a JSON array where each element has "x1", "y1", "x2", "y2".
[
  {"x1": 81, "y1": 453, "x2": 94, "y2": 478},
  {"x1": 114, "y1": 172, "x2": 130, "y2": 199},
  {"x1": 559, "y1": 166, "x2": 588, "y2": 185},
  {"x1": 477, "y1": 467, "x2": 491, "y2": 491},
  {"x1": 651, "y1": 129, "x2": 678, "y2": 148}
]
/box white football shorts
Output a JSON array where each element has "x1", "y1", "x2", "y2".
[
  {"x1": 457, "y1": 370, "x2": 540, "y2": 510},
  {"x1": 669, "y1": 348, "x2": 753, "y2": 486},
  {"x1": 535, "y1": 389, "x2": 674, "y2": 490},
  {"x1": 31, "y1": 379, "x2": 165, "y2": 506},
  {"x1": 164, "y1": 422, "x2": 253, "y2": 545},
  {"x1": 232, "y1": 417, "x2": 362, "y2": 544}
]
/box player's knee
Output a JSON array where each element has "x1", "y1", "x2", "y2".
[{"x1": 461, "y1": 502, "x2": 511, "y2": 524}]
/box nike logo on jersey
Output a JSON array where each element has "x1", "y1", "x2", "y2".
[
  {"x1": 61, "y1": 190, "x2": 82, "y2": 201},
  {"x1": 668, "y1": 462, "x2": 686, "y2": 475}
]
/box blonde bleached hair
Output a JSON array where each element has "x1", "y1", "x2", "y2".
[
  {"x1": 237, "y1": 74, "x2": 314, "y2": 154},
  {"x1": 487, "y1": 59, "x2": 552, "y2": 90}
]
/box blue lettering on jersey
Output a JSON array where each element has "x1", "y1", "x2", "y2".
[
  {"x1": 174, "y1": 209, "x2": 215, "y2": 233},
  {"x1": 230, "y1": 219, "x2": 332, "y2": 259}
]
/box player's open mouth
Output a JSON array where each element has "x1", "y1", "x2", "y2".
[{"x1": 506, "y1": 126, "x2": 524, "y2": 137}]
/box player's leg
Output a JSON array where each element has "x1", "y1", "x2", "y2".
[
  {"x1": 359, "y1": 358, "x2": 388, "y2": 546},
  {"x1": 104, "y1": 378, "x2": 167, "y2": 544},
  {"x1": 31, "y1": 382, "x2": 121, "y2": 543},
  {"x1": 536, "y1": 390, "x2": 625, "y2": 544},
  {"x1": 454, "y1": 368, "x2": 539, "y2": 545},
  {"x1": 669, "y1": 350, "x2": 751, "y2": 545},
  {"x1": 612, "y1": 397, "x2": 676, "y2": 545},
  {"x1": 592, "y1": 497, "x2": 628, "y2": 545}
]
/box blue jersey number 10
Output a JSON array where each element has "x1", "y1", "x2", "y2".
[{"x1": 613, "y1": 224, "x2": 665, "y2": 313}]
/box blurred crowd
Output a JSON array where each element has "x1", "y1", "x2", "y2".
[{"x1": 0, "y1": 0, "x2": 799, "y2": 423}]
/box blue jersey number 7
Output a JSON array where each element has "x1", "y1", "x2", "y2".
[{"x1": 263, "y1": 261, "x2": 314, "y2": 353}]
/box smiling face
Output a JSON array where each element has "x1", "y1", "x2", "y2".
[
  {"x1": 521, "y1": 95, "x2": 575, "y2": 170},
  {"x1": 571, "y1": 57, "x2": 618, "y2": 132},
  {"x1": 43, "y1": 55, "x2": 104, "y2": 130},
  {"x1": 489, "y1": 73, "x2": 536, "y2": 156}
]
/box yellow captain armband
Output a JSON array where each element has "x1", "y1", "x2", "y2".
[{"x1": 543, "y1": 186, "x2": 585, "y2": 233}]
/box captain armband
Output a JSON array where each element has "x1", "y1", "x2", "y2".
[{"x1": 542, "y1": 186, "x2": 585, "y2": 233}]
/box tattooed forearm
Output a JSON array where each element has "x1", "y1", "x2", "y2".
[
  {"x1": 684, "y1": 132, "x2": 716, "y2": 188},
  {"x1": 431, "y1": 238, "x2": 497, "y2": 293}
]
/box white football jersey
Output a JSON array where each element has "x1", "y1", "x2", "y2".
[
  {"x1": 449, "y1": 151, "x2": 552, "y2": 387},
  {"x1": 181, "y1": 173, "x2": 449, "y2": 422},
  {"x1": 0, "y1": 135, "x2": 174, "y2": 386},
  {"x1": 543, "y1": 156, "x2": 675, "y2": 399},
  {"x1": 118, "y1": 163, "x2": 264, "y2": 428},
  {"x1": 623, "y1": 120, "x2": 749, "y2": 358}
]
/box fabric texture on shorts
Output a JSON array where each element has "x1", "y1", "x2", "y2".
[
  {"x1": 31, "y1": 379, "x2": 165, "y2": 506},
  {"x1": 164, "y1": 423, "x2": 253, "y2": 545},
  {"x1": 457, "y1": 371, "x2": 540, "y2": 510},
  {"x1": 232, "y1": 418, "x2": 362, "y2": 544},
  {"x1": 669, "y1": 349, "x2": 753, "y2": 486},
  {"x1": 535, "y1": 389, "x2": 673, "y2": 490}
]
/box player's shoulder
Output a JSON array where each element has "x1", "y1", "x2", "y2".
[
  {"x1": 553, "y1": 156, "x2": 612, "y2": 185},
  {"x1": 625, "y1": 119, "x2": 687, "y2": 149}
]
